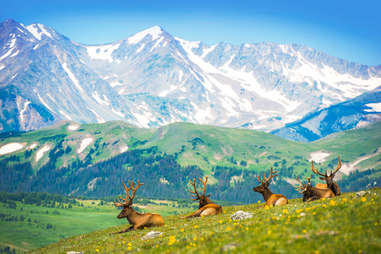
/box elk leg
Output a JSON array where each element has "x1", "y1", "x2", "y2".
[
  {"x1": 113, "y1": 225, "x2": 134, "y2": 234},
  {"x1": 184, "y1": 208, "x2": 203, "y2": 219}
]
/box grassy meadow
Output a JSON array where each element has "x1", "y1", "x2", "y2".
[
  {"x1": 0, "y1": 198, "x2": 194, "y2": 253},
  {"x1": 30, "y1": 188, "x2": 381, "y2": 254}
]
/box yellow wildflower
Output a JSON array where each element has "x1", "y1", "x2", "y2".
[
  {"x1": 329, "y1": 199, "x2": 336, "y2": 206},
  {"x1": 180, "y1": 228, "x2": 185, "y2": 232},
  {"x1": 219, "y1": 220, "x2": 223, "y2": 224},
  {"x1": 122, "y1": 240, "x2": 126, "y2": 245},
  {"x1": 193, "y1": 225, "x2": 199, "y2": 229},
  {"x1": 193, "y1": 236, "x2": 197, "y2": 241},
  {"x1": 361, "y1": 197, "x2": 366, "y2": 202},
  {"x1": 96, "y1": 249, "x2": 99, "y2": 253},
  {"x1": 128, "y1": 242, "x2": 132, "y2": 247},
  {"x1": 226, "y1": 226, "x2": 231, "y2": 231},
  {"x1": 127, "y1": 246, "x2": 132, "y2": 251},
  {"x1": 264, "y1": 205, "x2": 270, "y2": 210},
  {"x1": 283, "y1": 209, "x2": 289, "y2": 214},
  {"x1": 257, "y1": 200, "x2": 261, "y2": 204},
  {"x1": 342, "y1": 197, "x2": 347, "y2": 203},
  {"x1": 168, "y1": 235, "x2": 176, "y2": 246},
  {"x1": 267, "y1": 229, "x2": 271, "y2": 235}
]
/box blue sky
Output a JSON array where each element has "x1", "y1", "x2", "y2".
[{"x1": 1, "y1": 0, "x2": 380, "y2": 65}]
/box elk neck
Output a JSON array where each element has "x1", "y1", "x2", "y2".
[
  {"x1": 261, "y1": 188, "x2": 274, "y2": 201},
  {"x1": 125, "y1": 208, "x2": 144, "y2": 225}
]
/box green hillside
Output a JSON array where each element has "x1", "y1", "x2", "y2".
[
  {"x1": 0, "y1": 121, "x2": 380, "y2": 202},
  {"x1": 31, "y1": 189, "x2": 381, "y2": 254}
]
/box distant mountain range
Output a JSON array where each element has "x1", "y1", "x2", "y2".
[
  {"x1": 272, "y1": 86, "x2": 381, "y2": 141},
  {"x1": 1, "y1": 19, "x2": 380, "y2": 140}
]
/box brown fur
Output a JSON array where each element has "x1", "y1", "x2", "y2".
[
  {"x1": 311, "y1": 157, "x2": 342, "y2": 196},
  {"x1": 185, "y1": 203, "x2": 222, "y2": 218},
  {"x1": 115, "y1": 207, "x2": 164, "y2": 233},
  {"x1": 185, "y1": 177, "x2": 222, "y2": 218},
  {"x1": 253, "y1": 168, "x2": 288, "y2": 207},
  {"x1": 114, "y1": 180, "x2": 164, "y2": 233},
  {"x1": 295, "y1": 176, "x2": 335, "y2": 202}
]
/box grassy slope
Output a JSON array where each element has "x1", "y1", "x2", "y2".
[
  {"x1": 311, "y1": 121, "x2": 381, "y2": 162},
  {"x1": 0, "y1": 199, "x2": 193, "y2": 253},
  {"x1": 31, "y1": 189, "x2": 381, "y2": 254}
]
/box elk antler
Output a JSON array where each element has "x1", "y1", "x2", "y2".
[
  {"x1": 188, "y1": 178, "x2": 201, "y2": 200},
  {"x1": 331, "y1": 156, "x2": 342, "y2": 175},
  {"x1": 294, "y1": 176, "x2": 305, "y2": 194},
  {"x1": 199, "y1": 176, "x2": 208, "y2": 196},
  {"x1": 312, "y1": 156, "x2": 342, "y2": 177},
  {"x1": 129, "y1": 180, "x2": 144, "y2": 202},
  {"x1": 257, "y1": 168, "x2": 278, "y2": 184},
  {"x1": 114, "y1": 180, "x2": 144, "y2": 207},
  {"x1": 311, "y1": 161, "x2": 326, "y2": 177}
]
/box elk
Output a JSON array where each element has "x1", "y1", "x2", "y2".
[
  {"x1": 311, "y1": 156, "x2": 342, "y2": 196},
  {"x1": 253, "y1": 168, "x2": 288, "y2": 206},
  {"x1": 184, "y1": 176, "x2": 222, "y2": 218},
  {"x1": 113, "y1": 180, "x2": 164, "y2": 233},
  {"x1": 295, "y1": 175, "x2": 335, "y2": 202}
]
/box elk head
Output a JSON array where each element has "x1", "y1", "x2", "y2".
[
  {"x1": 114, "y1": 180, "x2": 144, "y2": 219},
  {"x1": 311, "y1": 156, "x2": 341, "y2": 195},
  {"x1": 253, "y1": 168, "x2": 278, "y2": 194},
  {"x1": 294, "y1": 175, "x2": 314, "y2": 202},
  {"x1": 188, "y1": 177, "x2": 211, "y2": 208}
]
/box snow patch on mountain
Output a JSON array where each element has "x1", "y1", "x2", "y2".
[
  {"x1": 150, "y1": 37, "x2": 164, "y2": 52},
  {"x1": 0, "y1": 143, "x2": 25, "y2": 155},
  {"x1": 365, "y1": 103, "x2": 381, "y2": 112},
  {"x1": 92, "y1": 91, "x2": 110, "y2": 106},
  {"x1": 86, "y1": 43, "x2": 120, "y2": 62},
  {"x1": 35, "y1": 144, "x2": 51, "y2": 162},
  {"x1": 67, "y1": 124, "x2": 80, "y2": 131},
  {"x1": 59, "y1": 110, "x2": 73, "y2": 121},
  {"x1": 89, "y1": 109, "x2": 105, "y2": 123},
  {"x1": 136, "y1": 43, "x2": 145, "y2": 53},
  {"x1": 37, "y1": 93, "x2": 53, "y2": 112},
  {"x1": 26, "y1": 24, "x2": 53, "y2": 40},
  {"x1": 61, "y1": 62, "x2": 85, "y2": 94},
  {"x1": 18, "y1": 98, "x2": 31, "y2": 127},
  {"x1": 77, "y1": 137, "x2": 93, "y2": 153},
  {"x1": 309, "y1": 151, "x2": 331, "y2": 163},
  {"x1": 128, "y1": 26, "x2": 163, "y2": 44}
]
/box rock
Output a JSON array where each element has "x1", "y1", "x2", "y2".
[
  {"x1": 356, "y1": 191, "x2": 368, "y2": 197},
  {"x1": 66, "y1": 252, "x2": 83, "y2": 254},
  {"x1": 230, "y1": 210, "x2": 253, "y2": 221},
  {"x1": 221, "y1": 243, "x2": 238, "y2": 252},
  {"x1": 141, "y1": 231, "x2": 163, "y2": 240}
]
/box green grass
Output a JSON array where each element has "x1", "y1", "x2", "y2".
[
  {"x1": 31, "y1": 189, "x2": 381, "y2": 254},
  {"x1": 1, "y1": 121, "x2": 381, "y2": 177},
  {"x1": 0, "y1": 199, "x2": 194, "y2": 253}
]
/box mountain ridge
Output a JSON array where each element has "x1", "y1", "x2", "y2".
[{"x1": 1, "y1": 19, "x2": 380, "y2": 136}]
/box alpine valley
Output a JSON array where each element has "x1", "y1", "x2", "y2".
[{"x1": 1, "y1": 19, "x2": 381, "y2": 140}]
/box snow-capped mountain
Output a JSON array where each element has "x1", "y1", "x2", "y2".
[
  {"x1": 1, "y1": 19, "x2": 380, "y2": 133},
  {"x1": 272, "y1": 86, "x2": 381, "y2": 141}
]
